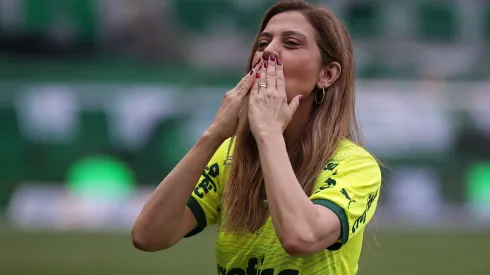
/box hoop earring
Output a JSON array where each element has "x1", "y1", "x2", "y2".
[{"x1": 315, "y1": 87, "x2": 326, "y2": 104}]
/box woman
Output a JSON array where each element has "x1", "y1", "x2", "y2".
[{"x1": 132, "y1": 1, "x2": 381, "y2": 274}]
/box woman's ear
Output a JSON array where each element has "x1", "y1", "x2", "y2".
[{"x1": 316, "y1": 61, "x2": 341, "y2": 88}]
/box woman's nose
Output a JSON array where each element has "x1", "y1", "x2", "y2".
[
  {"x1": 262, "y1": 51, "x2": 278, "y2": 61},
  {"x1": 262, "y1": 41, "x2": 280, "y2": 61}
]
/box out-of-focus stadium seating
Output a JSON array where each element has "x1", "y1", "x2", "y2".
[
  {"x1": 415, "y1": 2, "x2": 459, "y2": 42},
  {"x1": 23, "y1": 0, "x2": 96, "y2": 41},
  {"x1": 1, "y1": 0, "x2": 489, "y2": 79}
]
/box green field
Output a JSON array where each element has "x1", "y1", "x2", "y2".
[{"x1": 0, "y1": 228, "x2": 488, "y2": 275}]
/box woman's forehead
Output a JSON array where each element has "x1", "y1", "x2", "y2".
[{"x1": 263, "y1": 11, "x2": 315, "y2": 38}]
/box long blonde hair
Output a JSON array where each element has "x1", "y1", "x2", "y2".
[{"x1": 222, "y1": 0, "x2": 362, "y2": 234}]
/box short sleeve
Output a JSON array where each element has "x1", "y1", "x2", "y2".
[
  {"x1": 309, "y1": 154, "x2": 381, "y2": 250},
  {"x1": 185, "y1": 139, "x2": 230, "y2": 238}
]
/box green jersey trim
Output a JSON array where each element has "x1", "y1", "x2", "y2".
[
  {"x1": 184, "y1": 196, "x2": 207, "y2": 238},
  {"x1": 311, "y1": 198, "x2": 349, "y2": 250}
]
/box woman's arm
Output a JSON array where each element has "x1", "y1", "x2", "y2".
[
  {"x1": 132, "y1": 64, "x2": 261, "y2": 252},
  {"x1": 132, "y1": 131, "x2": 224, "y2": 252},
  {"x1": 256, "y1": 133, "x2": 341, "y2": 257}
]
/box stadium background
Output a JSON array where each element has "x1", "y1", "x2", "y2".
[{"x1": 0, "y1": 0, "x2": 489, "y2": 274}]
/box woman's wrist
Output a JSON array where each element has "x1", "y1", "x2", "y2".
[
  {"x1": 201, "y1": 126, "x2": 228, "y2": 148},
  {"x1": 254, "y1": 129, "x2": 284, "y2": 148}
]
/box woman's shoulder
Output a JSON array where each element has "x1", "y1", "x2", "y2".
[
  {"x1": 332, "y1": 138, "x2": 378, "y2": 165},
  {"x1": 215, "y1": 137, "x2": 235, "y2": 166}
]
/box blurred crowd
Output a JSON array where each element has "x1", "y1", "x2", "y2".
[{"x1": 0, "y1": 0, "x2": 489, "y2": 77}]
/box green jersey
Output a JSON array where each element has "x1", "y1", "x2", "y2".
[{"x1": 185, "y1": 138, "x2": 381, "y2": 275}]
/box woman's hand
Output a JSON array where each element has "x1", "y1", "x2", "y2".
[
  {"x1": 208, "y1": 60, "x2": 263, "y2": 140},
  {"x1": 248, "y1": 56, "x2": 302, "y2": 138}
]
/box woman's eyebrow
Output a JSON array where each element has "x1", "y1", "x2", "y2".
[
  {"x1": 258, "y1": 30, "x2": 307, "y2": 41},
  {"x1": 282, "y1": 30, "x2": 307, "y2": 41}
]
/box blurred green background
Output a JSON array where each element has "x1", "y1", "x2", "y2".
[{"x1": 1, "y1": 0, "x2": 490, "y2": 274}]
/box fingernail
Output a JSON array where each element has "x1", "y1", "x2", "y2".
[
  {"x1": 277, "y1": 58, "x2": 282, "y2": 66},
  {"x1": 264, "y1": 62, "x2": 268, "y2": 68},
  {"x1": 270, "y1": 55, "x2": 276, "y2": 61},
  {"x1": 299, "y1": 95, "x2": 304, "y2": 101},
  {"x1": 256, "y1": 72, "x2": 260, "y2": 78},
  {"x1": 250, "y1": 70, "x2": 253, "y2": 75}
]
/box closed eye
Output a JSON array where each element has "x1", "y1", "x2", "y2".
[
  {"x1": 257, "y1": 41, "x2": 269, "y2": 51},
  {"x1": 284, "y1": 39, "x2": 301, "y2": 47},
  {"x1": 258, "y1": 42, "x2": 269, "y2": 48},
  {"x1": 256, "y1": 38, "x2": 301, "y2": 51}
]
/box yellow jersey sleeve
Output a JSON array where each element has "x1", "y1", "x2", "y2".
[
  {"x1": 185, "y1": 138, "x2": 231, "y2": 238},
  {"x1": 309, "y1": 153, "x2": 381, "y2": 250}
]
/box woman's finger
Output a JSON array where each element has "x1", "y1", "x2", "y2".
[
  {"x1": 276, "y1": 57, "x2": 286, "y2": 95},
  {"x1": 235, "y1": 61, "x2": 262, "y2": 97},
  {"x1": 266, "y1": 55, "x2": 276, "y2": 92},
  {"x1": 250, "y1": 70, "x2": 260, "y2": 96},
  {"x1": 258, "y1": 61, "x2": 267, "y2": 93}
]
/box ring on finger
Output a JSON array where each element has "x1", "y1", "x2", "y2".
[{"x1": 260, "y1": 84, "x2": 267, "y2": 88}]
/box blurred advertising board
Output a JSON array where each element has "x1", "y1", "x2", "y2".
[{"x1": 0, "y1": 80, "x2": 489, "y2": 230}]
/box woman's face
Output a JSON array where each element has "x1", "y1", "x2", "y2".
[{"x1": 252, "y1": 11, "x2": 324, "y2": 102}]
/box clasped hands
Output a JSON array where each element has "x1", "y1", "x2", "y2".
[{"x1": 208, "y1": 55, "x2": 303, "y2": 142}]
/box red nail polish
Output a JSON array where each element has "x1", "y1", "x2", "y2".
[
  {"x1": 264, "y1": 62, "x2": 268, "y2": 68},
  {"x1": 277, "y1": 58, "x2": 282, "y2": 66},
  {"x1": 250, "y1": 70, "x2": 253, "y2": 75},
  {"x1": 270, "y1": 55, "x2": 276, "y2": 61},
  {"x1": 256, "y1": 72, "x2": 260, "y2": 78},
  {"x1": 299, "y1": 95, "x2": 304, "y2": 101}
]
